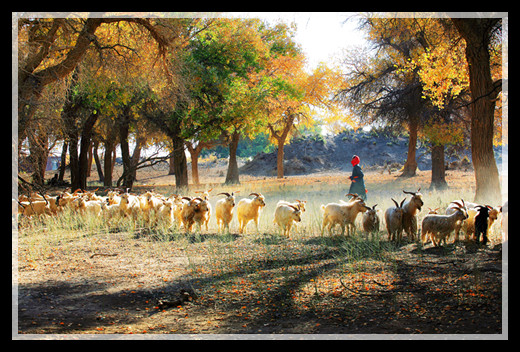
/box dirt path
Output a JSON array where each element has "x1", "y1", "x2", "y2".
[{"x1": 16, "y1": 229, "x2": 503, "y2": 336}]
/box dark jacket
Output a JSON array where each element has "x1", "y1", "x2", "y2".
[{"x1": 348, "y1": 165, "x2": 367, "y2": 200}]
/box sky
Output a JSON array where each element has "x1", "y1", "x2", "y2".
[{"x1": 230, "y1": 12, "x2": 368, "y2": 71}]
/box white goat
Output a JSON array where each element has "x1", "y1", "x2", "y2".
[
  {"x1": 215, "y1": 192, "x2": 237, "y2": 233},
  {"x1": 141, "y1": 191, "x2": 164, "y2": 223},
  {"x1": 107, "y1": 190, "x2": 122, "y2": 205},
  {"x1": 401, "y1": 189, "x2": 424, "y2": 241},
  {"x1": 362, "y1": 204, "x2": 380, "y2": 234},
  {"x1": 384, "y1": 198, "x2": 406, "y2": 242},
  {"x1": 171, "y1": 194, "x2": 188, "y2": 227},
  {"x1": 237, "y1": 193, "x2": 266, "y2": 234},
  {"x1": 155, "y1": 199, "x2": 175, "y2": 228},
  {"x1": 72, "y1": 197, "x2": 104, "y2": 216},
  {"x1": 194, "y1": 188, "x2": 213, "y2": 231},
  {"x1": 119, "y1": 192, "x2": 141, "y2": 218},
  {"x1": 321, "y1": 195, "x2": 369, "y2": 237},
  {"x1": 273, "y1": 203, "x2": 302, "y2": 238},
  {"x1": 421, "y1": 203, "x2": 468, "y2": 247}
]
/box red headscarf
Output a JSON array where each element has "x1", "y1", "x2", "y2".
[{"x1": 351, "y1": 155, "x2": 360, "y2": 167}]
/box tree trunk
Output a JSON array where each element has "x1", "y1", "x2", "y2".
[
  {"x1": 103, "y1": 137, "x2": 116, "y2": 188},
  {"x1": 452, "y1": 18, "x2": 502, "y2": 203},
  {"x1": 93, "y1": 140, "x2": 104, "y2": 183},
  {"x1": 225, "y1": 131, "x2": 241, "y2": 185},
  {"x1": 118, "y1": 109, "x2": 134, "y2": 190},
  {"x1": 58, "y1": 140, "x2": 68, "y2": 182},
  {"x1": 86, "y1": 141, "x2": 93, "y2": 177},
  {"x1": 28, "y1": 131, "x2": 49, "y2": 186},
  {"x1": 78, "y1": 113, "x2": 98, "y2": 190},
  {"x1": 168, "y1": 154, "x2": 175, "y2": 175},
  {"x1": 276, "y1": 142, "x2": 285, "y2": 179},
  {"x1": 172, "y1": 134, "x2": 189, "y2": 190},
  {"x1": 268, "y1": 114, "x2": 295, "y2": 179},
  {"x1": 69, "y1": 133, "x2": 79, "y2": 191},
  {"x1": 400, "y1": 116, "x2": 419, "y2": 177},
  {"x1": 429, "y1": 144, "x2": 448, "y2": 190},
  {"x1": 186, "y1": 140, "x2": 218, "y2": 186},
  {"x1": 186, "y1": 143, "x2": 202, "y2": 186}
]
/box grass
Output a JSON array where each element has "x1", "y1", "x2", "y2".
[{"x1": 15, "y1": 170, "x2": 505, "y2": 334}]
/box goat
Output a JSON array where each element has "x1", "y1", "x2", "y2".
[
  {"x1": 427, "y1": 207, "x2": 440, "y2": 214},
  {"x1": 181, "y1": 197, "x2": 210, "y2": 232},
  {"x1": 421, "y1": 204, "x2": 468, "y2": 247},
  {"x1": 384, "y1": 198, "x2": 406, "y2": 242},
  {"x1": 276, "y1": 199, "x2": 307, "y2": 213},
  {"x1": 321, "y1": 195, "x2": 369, "y2": 237},
  {"x1": 141, "y1": 191, "x2": 164, "y2": 223},
  {"x1": 72, "y1": 196, "x2": 104, "y2": 216},
  {"x1": 194, "y1": 188, "x2": 213, "y2": 231},
  {"x1": 215, "y1": 192, "x2": 237, "y2": 233},
  {"x1": 101, "y1": 201, "x2": 121, "y2": 220},
  {"x1": 237, "y1": 193, "x2": 266, "y2": 234},
  {"x1": 17, "y1": 199, "x2": 52, "y2": 218},
  {"x1": 446, "y1": 200, "x2": 499, "y2": 242},
  {"x1": 119, "y1": 191, "x2": 141, "y2": 219},
  {"x1": 171, "y1": 194, "x2": 188, "y2": 227},
  {"x1": 273, "y1": 203, "x2": 302, "y2": 238},
  {"x1": 107, "y1": 190, "x2": 122, "y2": 205},
  {"x1": 474, "y1": 205, "x2": 492, "y2": 245},
  {"x1": 401, "y1": 188, "x2": 423, "y2": 241},
  {"x1": 276, "y1": 199, "x2": 306, "y2": 233},
  {"x1": 155, "y1": 199, "x2": 175, "y2": 228},
  {"x1": 362, "y1": 204, "x2": 380, "y2": 235}
]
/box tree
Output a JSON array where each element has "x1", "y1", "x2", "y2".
[
  {"x1": 18, "y1": 16, "x2": 191, "y2": 191},
  {"x1": 18, "y1": 18, "x2": 169, "y2": 151},
  {"x1": 337, "y1": 18, "x2": 431, "y2": 177},
  {"x1": 451, "y1": 18, "x2": 503, "y2": 203},
  {"x1": 265, "y1": 56, "x2": 345, "y2": 178},
  {"x1": 179, "y1": 19, "x2": 291, "y2": 185}
]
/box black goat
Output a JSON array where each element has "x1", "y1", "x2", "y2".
[{"x1": 474, "y1": 205, "x2": 491, "y2": 245}]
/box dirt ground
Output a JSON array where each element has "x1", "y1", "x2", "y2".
[{"x1": 14, "y1": 170, "x2": 506, "y2": 338}]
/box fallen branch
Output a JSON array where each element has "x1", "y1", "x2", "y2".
[{"x1": 90, "y1": 253, "x2": 118, "y2": 258}]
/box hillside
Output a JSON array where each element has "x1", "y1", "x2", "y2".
[{"x1": 239, "y1": 130, "x2": 504, "y2": 177}]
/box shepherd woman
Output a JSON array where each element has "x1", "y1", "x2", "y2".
[{"x1": 348, "y1": 155, "x2": 367, "y2": 201}]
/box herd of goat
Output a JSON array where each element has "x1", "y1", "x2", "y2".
[{"x1": 16, "y1": 187, "x2": 506, "y2": 246}]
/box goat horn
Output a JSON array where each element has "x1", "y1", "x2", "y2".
[
  {"x1": 217, "y1": 192, "x2": 231, "y2": 197},
  {"x1": 400, "y1": 198, "x2": 406, "y2": 208},
  {"x1": 288, "y1": 204, "x2": 300, "y2": 211},
  {"x1": 451, "y1": 201, "x2": 464, "y2": 208},
  {"x1": 391, "y1": 198, "x2": 399, "y2": 208},
  {"x1": 249, "y1": 193, "x2": 259, "y2": 197},
  {"x1": 403, "y1": 190, "x2": 415, "y2": 195}
]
